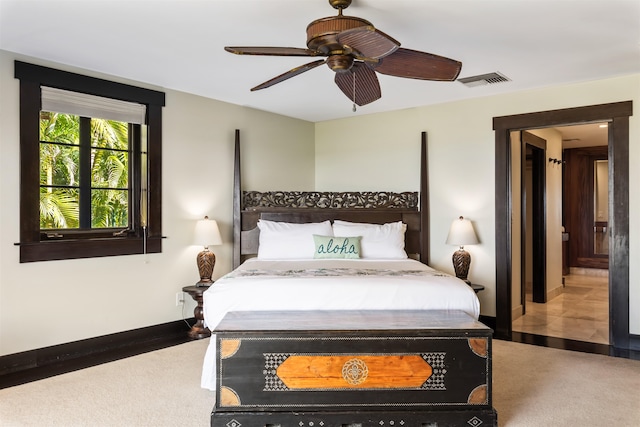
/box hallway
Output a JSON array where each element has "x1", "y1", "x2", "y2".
[{"x1": 511, "y1": 270, "x2": 609, "y2": 344}]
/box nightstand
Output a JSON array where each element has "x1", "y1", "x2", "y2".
[
  {"x1": 469, "y1": 283, "x2": 485, "y2": 293},
  {"x1": 182, "y1": 285, "x2": 211, "y2": 339}
]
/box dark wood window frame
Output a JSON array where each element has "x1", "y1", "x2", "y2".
[{"x1": 15, "y1": 61, "x2": 165, "y2": 262}]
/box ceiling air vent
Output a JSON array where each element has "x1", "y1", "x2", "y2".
[{"x1": 458, "y1": 72, "x2": 510, "y2": 87}]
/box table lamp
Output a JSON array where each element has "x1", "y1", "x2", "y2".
[
  {"x1": 446, "y1": 216, "x2": 479, "y2": 284},
  {"x1": 194, "y1": 216, "x2": 222, "y2": 286}
]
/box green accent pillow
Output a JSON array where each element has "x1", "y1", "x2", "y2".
[{"x1": 313, "y1": 235, "x2": 362, "y2": 259}]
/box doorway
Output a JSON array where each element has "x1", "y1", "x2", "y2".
[
  {"x1": 511, "y1": 126, "x2": 610, "y2": 344},
  {"x1": 493, "y1": 101, "x2": 632, "y2": 351},
  {"x1": 522, "y1": 132, "x2": 546, "y2": 306}
]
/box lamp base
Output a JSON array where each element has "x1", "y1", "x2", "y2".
[
  {"x1": 196, "y1": 248, "x2": 216, "y2": 286},
  {"x1": 452, "y1": 248, "x2": 471, "y2": 284}
]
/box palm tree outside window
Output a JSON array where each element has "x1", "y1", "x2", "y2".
[{"x1": 39, "y1": 113, "x2": 133, "y2": 231}]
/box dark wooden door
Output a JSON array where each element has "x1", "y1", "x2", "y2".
[{"x1": 563, "y1": 145, "x2": 608, "y2": 269}]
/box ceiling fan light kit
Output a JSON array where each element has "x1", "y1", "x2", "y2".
[{"x1": 225, "y1": 0, "x2": 462, "y2": 106}]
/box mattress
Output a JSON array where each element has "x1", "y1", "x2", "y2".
[{"x1": 200, "y1": 258, "x2": 480, "y2": 390}]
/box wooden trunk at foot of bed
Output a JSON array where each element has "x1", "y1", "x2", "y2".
[{"x1": 211, "y1": 310, "x2": 497, "y2": 427}]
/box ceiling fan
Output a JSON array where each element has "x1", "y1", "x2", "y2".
[{"x1": 225, "y1": 0, "x2": 462, "y2": 107}]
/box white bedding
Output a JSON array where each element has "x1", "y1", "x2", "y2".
[{"x1": 200, "y1": 258, "x2": 480, "y2": 390}]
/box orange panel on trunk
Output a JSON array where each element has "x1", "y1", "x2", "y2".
[{"x1": 277, "y1": 355, "x2": 432, "y2": 389}]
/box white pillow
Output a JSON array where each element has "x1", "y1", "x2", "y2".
[
  {"x1": 332, "y1": 220, "x2": 408, "y2": 259},
  {"x1": 257, "y1": 220, "x2": 333, "y2": 259}
]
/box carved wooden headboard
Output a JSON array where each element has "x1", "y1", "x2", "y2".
[{"x1": 232, "y1": 130, "x2": 429, "y2": 268}]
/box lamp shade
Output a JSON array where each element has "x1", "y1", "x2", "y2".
[
  {"x1": 446, "y1": 216, "x2": 479, "y2": 247},
  {"x1": 194, "y1": 216, "x2": 222, "y2": 247}
]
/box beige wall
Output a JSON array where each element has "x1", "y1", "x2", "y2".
[
  {"x1": 528, "y1": 128, "x2": 564, "y2": 300},
  {"x1": 511, "y1": 132, "x2": 523, "y2": 315},
  {"x1": 511, "y1": 127, "x2": 564, "y2": 319},
  {"x1": 315, "y1": 74, "x2": 640, "y2": 332},
  {"x1": 0, "y1": 51, "x2": 315, "y2": 355},
  {"x1": 1, "y1": 47, "x2": 638, "y2": 356}
]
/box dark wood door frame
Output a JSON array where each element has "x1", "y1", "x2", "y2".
[
  {"x1": 522, "y1": 131, "x2": 547, "y2": 304},
  {"x1": 493, "y1": 101, "x2": 632, "y2": 350}
]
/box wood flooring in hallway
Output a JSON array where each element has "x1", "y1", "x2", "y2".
[{"x1": 512, "y1": 271, "x2": 609, "y2": 344}]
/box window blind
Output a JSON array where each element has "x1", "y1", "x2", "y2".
[{"x1": 41, "y1": 86, "x2": 146, "y2": 124}]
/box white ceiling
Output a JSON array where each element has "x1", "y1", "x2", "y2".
[
  {"x1": 1, "y1": 0, "x2": 639, "y2": 123},
  {"x1": 555, "y1": 123, "x2": 609, "y2": 148}
]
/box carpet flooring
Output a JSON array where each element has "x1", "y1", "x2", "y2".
[{"x1": 1, "y1": 338, "x2": 639, "y2": 426}]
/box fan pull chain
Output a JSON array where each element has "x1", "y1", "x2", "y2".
[{"x1": 352, "y1": 70, "x2": 356, "y2": 112}]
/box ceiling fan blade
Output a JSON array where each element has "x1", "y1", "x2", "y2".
[
  {"x1": 336, "y1": 26, "x2": 400, "y2": 60},
  {"x1": 334, "y1": 62, "x2": 381, "y2": 106},
  {"x1": 373, "y1": 47, "x2": 462, "y2": 81},
  {"x1": 251, "y1": 59, "x2": 326, "y2": 91},
  {"x1": 225, "y1": 46, "x2": 319, "y2": 57}
]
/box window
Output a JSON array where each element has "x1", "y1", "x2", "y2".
[{"x1": 16, "y1": 61, "x2": 165, "y2": 262}]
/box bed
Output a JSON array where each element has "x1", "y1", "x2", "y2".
[{"x1": 201, "y1": 131, "x2": 496, "y2": 426}]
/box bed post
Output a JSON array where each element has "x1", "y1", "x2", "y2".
[
  {"x1": 233, "y1": 129, "x2": 241, "y2": 269},
  {"x1": 420, "y1": 131, "x2": 429, "y2": 264}
]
